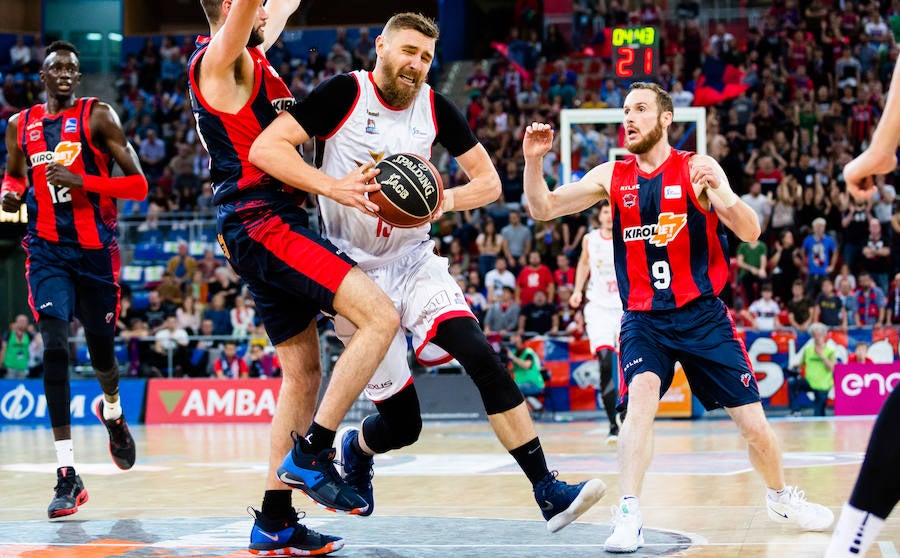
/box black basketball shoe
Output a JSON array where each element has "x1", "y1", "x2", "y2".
[
  {"x1": 95, "y1": 399, "x2": 136, "y2": 470},
  {"x1": 48, "y1": 466, "x2": 88, "y2": 518}
]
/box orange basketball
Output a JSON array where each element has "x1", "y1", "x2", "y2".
[{"x1": 370, "y1": 153, "x2": 444, "y2": 228}]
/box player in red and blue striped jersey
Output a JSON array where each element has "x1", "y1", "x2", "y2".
[
  {"x1": 189, "y1": 1, "x2": 399, "y2": 554},
  {"x1": 0, "y1": 40, "x2": 147, "y2": 518},
  {"x1": 522, "y1": 82, "x2": 833, "y2": 553}
]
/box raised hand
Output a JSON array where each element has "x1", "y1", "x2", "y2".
[{"x1": 523, "y1": 122, "x2": 554, "y2": 160}]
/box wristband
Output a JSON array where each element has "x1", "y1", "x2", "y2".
[
  {"x1": 1, "y1": 174, "x2": 26, "y2": 196},
  {"x1": 707, "y1": 184, "x2": 739, "y2": 208}
]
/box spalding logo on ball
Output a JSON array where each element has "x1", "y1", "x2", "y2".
[{"x1": 370, "y1": 153, "x2": 444, "y2": 228}]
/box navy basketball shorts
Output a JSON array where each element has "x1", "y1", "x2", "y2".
[
  {"x1": 218, "y1": 198, "x2": 355, "y2": 346},
  {"x1": 618, "y1": 297, "x2": 760, "y2": 411},
  {"x1": 24, "y1": 235, "x2": 121, "y2": 336}
]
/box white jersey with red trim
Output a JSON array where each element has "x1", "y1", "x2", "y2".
[
  {"x1": 585, "y1": 229, "x2": 623, "y2": 311},
  {"x1": 318, "y1": 70, "x2": 437, "y2": 270}
]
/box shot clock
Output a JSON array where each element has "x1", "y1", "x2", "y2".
[{"x1": 610, "y1": 26, "x2": 659, "y2": 81}]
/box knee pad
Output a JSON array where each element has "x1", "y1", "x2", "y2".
[
  {"x1": 362, "y1": 384, "x2": 422, "y2": 453},
  {"x1": 597, "y1": 348, "x2": 615, "y2": 396},
  {"x1": 431, "y1": 317, "x2": 524, "y2": 415},
  {"x1": 39, "y1": 316, "x2": 69, "y2": 353},
  {"x1": 85, "y1": 332, "x2": 117, "y2": 375}
]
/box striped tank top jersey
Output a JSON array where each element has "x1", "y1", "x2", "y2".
[
  {"x1": 19, "y1": 98, "x2": 117, "y2": 248},
  {"x1": 188, "y1": 37, "x2": 297, "y2": 205},
  {"x1": 609, "y1": 148, "x2": 730, "y2": 312}
]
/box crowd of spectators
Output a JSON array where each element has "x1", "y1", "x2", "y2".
[{"x1": 6, "y1": 1, "x2": 900, "y2": 380}]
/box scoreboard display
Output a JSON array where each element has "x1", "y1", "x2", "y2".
[{"x1": 610, "y1": 26, "x2": 659, "y2": 81}]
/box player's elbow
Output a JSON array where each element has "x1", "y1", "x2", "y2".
[
  {"x1": 738, "y1": 220, "x2": 761, "y2": 243},
  {"x1": 248, "y1": 136, "x2": 275, "y2": 174},
  {"x1": 483, "y1": 174, "x2": 502, "y2": 204}
]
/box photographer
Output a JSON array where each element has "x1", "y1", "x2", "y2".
[{"x1": 506, "y1": 333, "x2": 545, "y2": 409}]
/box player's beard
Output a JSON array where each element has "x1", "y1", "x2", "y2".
[
  {"x1": 380, "y1": 57, "x2": 423, "y2": 108},
  {"x1": 626, "y1": 116, "x2": 664, "y2": 154},
  {"x1": 247, "y1": 25, "x2": 265, "y2": 48}
]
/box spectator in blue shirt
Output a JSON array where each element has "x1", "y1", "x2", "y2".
[{"x1": 802, "y1": 217, "x2": 836, "y2": 299}]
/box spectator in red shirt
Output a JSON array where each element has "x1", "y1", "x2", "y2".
[
  {"x1": 516, "y1": 250, "x2": 555, "y2": 305},
  {"x1": 848, "y1": 341, "x2": 874, "y2": 364},
  {"x1": 214, "y1": 341, "x2": 249, "y2": 379},
  {"x1": 553, "y1": 253, "x2": 575, "y2": 290}
]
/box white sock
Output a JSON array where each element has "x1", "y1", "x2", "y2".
[
  {"x1": 55, "y1": 439, "x2": 74, "y2": 468},
  {"x1": 103, "y1": 396, "x2": 122, "y2": 420},
  {"x1": 825, "y1": 503, "x2": 885, "y2": 558},
  {"x1": 620, "y1": 495, "x2": 640, "y2": 513},
  {"x1": 766, "y1": 486, "x2": 787, "y2": 501}
]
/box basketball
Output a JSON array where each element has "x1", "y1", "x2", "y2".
[{"x1": 370, "y1": 153, "x2": 443, "y2": 228}]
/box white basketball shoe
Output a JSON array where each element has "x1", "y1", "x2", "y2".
[
  {"x1": 604, "y1": 502, "x2": 644, "y2": 553},
  {"x1": 766, "y1": 486, "x2": 834, "y2": 531}
]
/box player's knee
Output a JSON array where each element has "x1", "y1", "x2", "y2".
[
  {"x1": 478, "y1": 371, "x2": 525, "y2": 415},
  {"x1": 735, "y1": 414, "x2": 772, "y2": 446},
  {"x1": 42, "y1": 348, "x2": 69, "y2": 385},
  {"x1": 39, "y1": 316, "x2": 69, "y2": 352},
  {"x1": 387, "y1": 412, "x2": 422, "y2": 448}
]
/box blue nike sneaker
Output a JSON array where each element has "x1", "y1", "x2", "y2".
[
  {"x1": 534, "y1": 471, "x2": 606, "y2": 533},
  {"x1": 335, "y1": 426, "x2": 375, "y2": 516},
  {"x1": 248, "y1": 507, "x2": 343, "y2": 556},
  {"x1": 276, "y1": 431, "x2": 370, "y2": 515}
]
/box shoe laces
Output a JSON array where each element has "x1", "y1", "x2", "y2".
[
  {"x1": 537, "y1": 470, "x2": 571, "y2": 498},
  {"x1": 343, "y1": 448, "x2": 374, "y2": 486},
  {"x1": 108, "y1": 417, "x2": 131, "y2": 446},
  {"x1": 53, "y1": 474, "x2": 77, "y2": 497},
  {"x1": 785, "y1": 487, "x2": 811, "y2": 509},
  {"x1": 610, "y1": 504, "x2": 638, "y2": 526}
]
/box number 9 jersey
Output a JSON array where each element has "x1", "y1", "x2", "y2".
[
  {"x1": 609, "y1": 148, "x2": 730, "y2": 311},
  {"x1": 18, "y1": 97, "x2": 117, "y2": 249}
]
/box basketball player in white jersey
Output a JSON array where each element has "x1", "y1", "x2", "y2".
[
  {"x1": 569, "y1": 201, "x2": 624, "y2": 443},
  {"x1": 250, "y1": 12, "x2": 604, "y2": 532}
]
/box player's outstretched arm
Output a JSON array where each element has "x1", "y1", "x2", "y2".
[
  {"x1": 1, "y1": 113, "x2": 26, "y2": 213},
  {"x1": 523, "y1": 122, "x2": 610, "y2": 221},
  {"x1": 690, "y1": 154, "x2": 759, "y2": 242},
  {"x1": 205, "y1": 0, "x2": 263, "y2": 71},
  {"x1": 249, "y1": 111, "x2": 380, "y2": 216},
  {"x1": 261, "y1": 0, "x2": 301, "y2": 52}
]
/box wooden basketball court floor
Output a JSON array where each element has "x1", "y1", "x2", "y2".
[{"x1": 0, "y1": 416, "x2": 897, "y2": 557}]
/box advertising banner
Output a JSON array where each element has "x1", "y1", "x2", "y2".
[
  {"x1": 0, "y1": 379, "x2": 145, "y2": 425},
  {"x1": 834, "y1": 362, "x2": 899, "y2": 416},
  {"x1": 145, "y1": 378, "x2": 281, "y2": 424}
]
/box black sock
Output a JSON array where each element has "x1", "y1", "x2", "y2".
[
  {"x1": 350, "y1": 431, "x2": 365, "y2": 455},
  {"x1": 509, "y1": 437, "x2": 550, "y2": 486},
  {"x1": 261, "y1": 489, "x2": 292, "y2": 519},
  {"x1": 304, "y1": 422, "x2": 336, "y2": 454}
]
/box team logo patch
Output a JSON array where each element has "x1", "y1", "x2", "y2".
[
  {"x1": 53, "y1": 141, "x2": 82, "y2": 166},
  {"x1": 622, "y1": 212, "x2": 687, "y2": 247},
  {"x1": 105, "y1": 312, "x2": 114, "y2": 324},
  {"x1": 622, "y1": 193, "x2": 637, "y2": 208},
  {"x1": 64, "y1": 117, "x2": 77, "y2": 133},
  {"x1": 28, "y1": 129, "x2": 41, "y2": 141},
  {"x1": 366, "y1": 118, "x2": 379, "y2": 135},
  {"x1": 664, "y1": 185, "x2": 681, "y2": 199},
  {"x1": 740, "y1": 372, "x2": 753, "y2": 388}
]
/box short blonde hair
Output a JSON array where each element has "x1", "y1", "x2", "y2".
[
  {"x1": 628, "y1": 82, "x2": 674, "y2": 115},
  {"x1": 383, "y1": 12, "x2": 439, "y2": 40}
]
